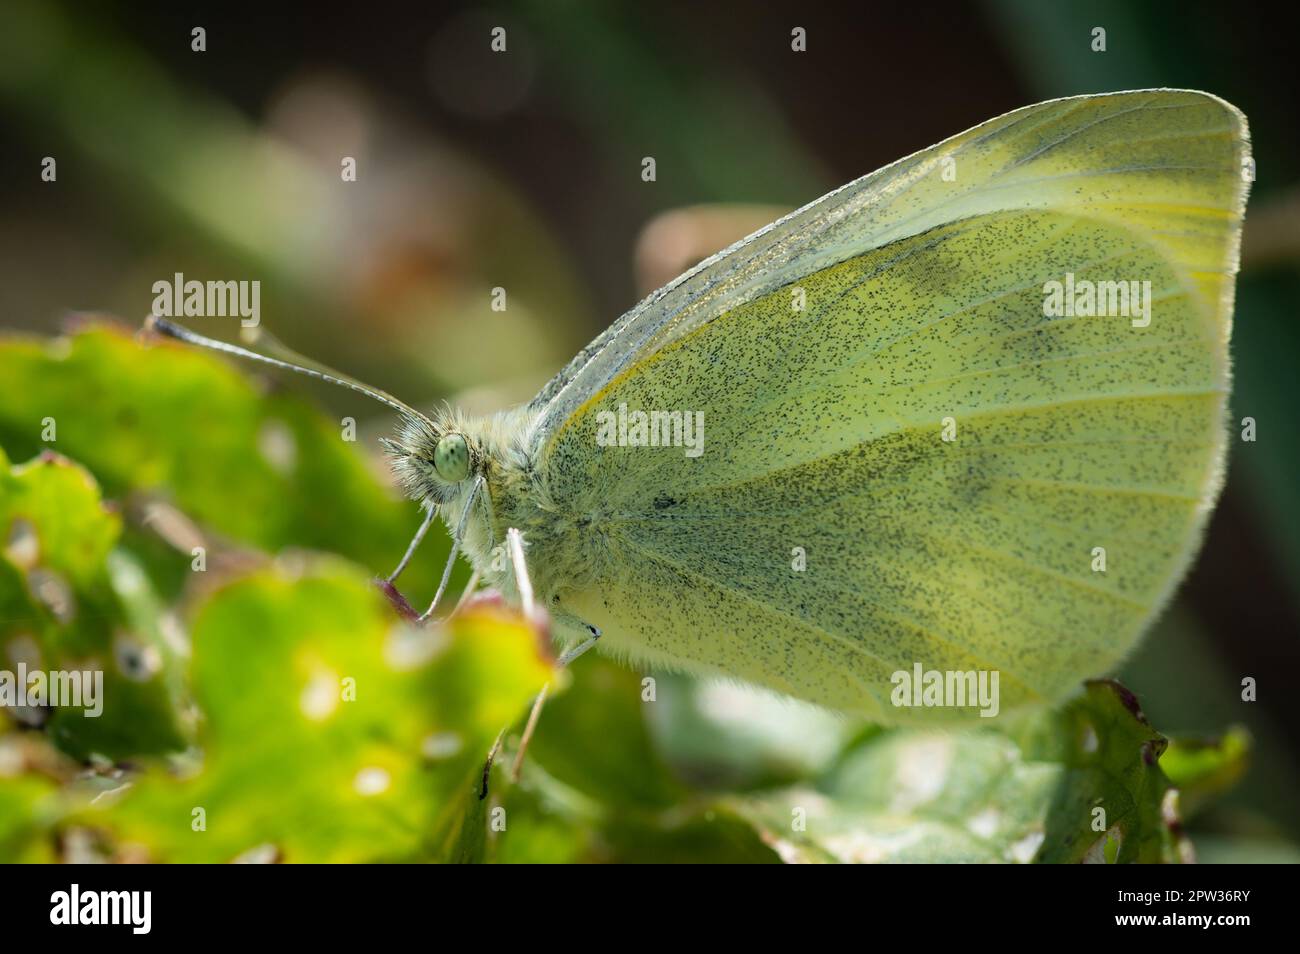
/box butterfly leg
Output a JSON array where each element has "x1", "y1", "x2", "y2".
[
  {"x1": 506, "y1": 616, "x2": 602, "y2": 784},
  {"x1": 503, "y1": 525, "x2": 604, "y2": 782},
  {"x1": 386, "y1": 503, "x2": 436, "y2": 584},
  {"x1": 497, "y1": 527, "x2": 602, "y2": 784},
  {"x1": 373, "y1": 504, "x2": 440, "y2": 620},
  {"x1": 557, "y1": 623, "x2": 602, "y2": 667},
  {"x1": 505, "y1": 527, "x2": 539, "y2": 620},
  {"x1": 502, "y1": 526, "x2": 545, "y2": 782},
  {"x1": 418, "y1": 475, "x2": 484, "y2": 624},
  {"x1": 478, "y1": 479, "x2": 498, "y2": 556},
  {"x1": 505, "y1": 525, "x2": 605, "y2": 656}
]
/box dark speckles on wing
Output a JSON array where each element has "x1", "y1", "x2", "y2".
[
  {"x1": 546, "y1": 206, "x2": 1230, "y2": 718},
  {"x1": 534, "y1": 91, "x2": 1245, "y2": 720}
]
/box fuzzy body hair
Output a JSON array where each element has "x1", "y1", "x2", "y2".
[{"x1": 385, "y1": 404, "x2": 614, "y2": 642}]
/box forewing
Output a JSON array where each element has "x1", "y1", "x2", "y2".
[
  {"x1": 529, "y1": 90, "x2": 1248, "y2": 450},
  {"x1": 536, "y1": 90, "x2": 1249, "y2": 719}
]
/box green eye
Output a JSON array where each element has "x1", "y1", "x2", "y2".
[{"x1": 433, "y1": 433, "x2": 470, "y2": 482}]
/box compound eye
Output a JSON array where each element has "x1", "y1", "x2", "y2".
[{"x1": 433, "y1": 433, "x2": 470, "y2": 483}]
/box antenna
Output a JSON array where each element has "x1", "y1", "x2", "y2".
[{"x1": 143, "y1": 316, "x2": 431, "y2": 423}]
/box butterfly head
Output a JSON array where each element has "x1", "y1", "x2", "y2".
[{"x1": 382, "y1": 409, "x2": 482, "y2": 506}]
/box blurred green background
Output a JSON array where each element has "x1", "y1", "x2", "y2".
[{"x1": 0, "y1": 0, "x2": 1297, "y2": 862}]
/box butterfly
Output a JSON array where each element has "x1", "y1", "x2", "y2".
[{"x1": 148, "y1": 89, "x2": 1251, "y2": 722}]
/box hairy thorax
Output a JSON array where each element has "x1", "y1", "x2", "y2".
[{"x1": 444, "y1": 407, "x2": 614, "y2": 635}]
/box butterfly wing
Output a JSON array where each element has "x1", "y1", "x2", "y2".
[{"x1": 531, "y1": 90, "x2": 1250, "y2": 720}]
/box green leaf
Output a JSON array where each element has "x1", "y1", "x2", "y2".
[
  {"x1": 730, "y1": 733, "x2": 1058, "y2": 863},
  {"x1": 85, "y1": 562, "x2": 553, "y2": 862},
  {"x1": 0, "y1": 775, "x2": 61, "y2": 862},
  {"x1": 493, "y1": 765, "x2": 781, "y2": 863},
  {"x1": 0, "y1": 326, "x2": 450, "y2": 604},
  {"x1": 1160, "y1": 727, "x2": 1251, "y2": 819},
  {"x1": 0, "y1": 448, "x2": 189, "y2": 760},
  {"x1": 522, "y1": 655, "x2": 684, "y2": 810},
  {"x1": 488, "y1": 779, "x2": 599, "y2": 864},
  {"x1": 645, "y1": 673, "x2": 855, "y2": 789},
  {"x1": 1022, "y1": 681, "x2": 1184, "y2": 863},
  {"x1": 495, "y1": 658, "x2": 791, "y2": 861},
  {"x1": 0, "y1": 734, "x2": 63, "y2": 863},
  {"x1": 727, "y1": 681, "x2": 1187, "y2": 863},
  {"x1": 1191, "y1": 835, "x2": 1300, "y2": 864},
  {"x1": 594, "y1": 807, "x2": 783, "y2": 863}
]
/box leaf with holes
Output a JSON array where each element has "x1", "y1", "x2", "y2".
[
  {"x1": 84, "y1": 562, "x2": 553, "y2": 862},
  {"x1": 0, "y1": 447, "x2": 189, "y2": 760}
]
